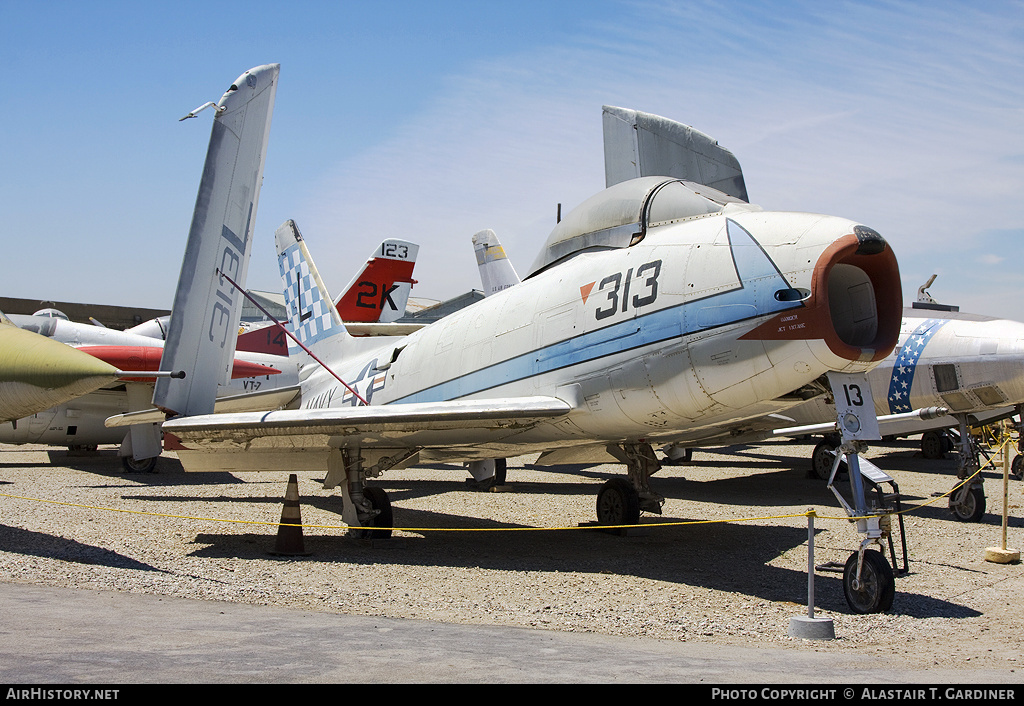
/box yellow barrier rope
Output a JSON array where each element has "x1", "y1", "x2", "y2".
[
  {"x1": 0, "y1": 490, "x2": 810, "y2": 532},
  {"x1": 0, "y1": 437, "x2": 1015, "y2": 532}
]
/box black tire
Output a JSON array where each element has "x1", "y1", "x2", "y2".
[
  {"x1": 121, "y1": 456, "x2": 158, "y2": 474},
  {"x1": 351, "y1": 486, "x2": 393, "y2": 539},
  {"x1": 596, "y1": 478, "x2": 641, "y2": 526},
  {"x1": 921, "y1": 431, "x2": 946, "y2": 459},
  {"x1": 1011, "y1": 455, "x2": 1023, "y2": 481},
  {"x1": 843, "y1": 549, "x2": 895, "y2": 614},
  {"x1": 811, "y1": 441, "x2": 838, "y2": 481},
  {"x1": 949, "y1": 484, "x2": 986, "y2": 522},
  {"x1": 493, "y1": 458, "x2": 507, "y2": 485}
]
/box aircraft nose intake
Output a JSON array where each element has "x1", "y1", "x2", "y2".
[
  {"x1": 815, "y1": 228, "x2": 902, "y2": 363},
  {"x1": 739, "y1": 224, "x2": 902, "y2": 367}
]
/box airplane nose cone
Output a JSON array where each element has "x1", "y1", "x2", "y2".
[
  {"x1": 0, "y1": 324, "x2": 118, "y2": 422},
  {"x1": 740, "y1": 219, "x2": 902, "y2": 369}
]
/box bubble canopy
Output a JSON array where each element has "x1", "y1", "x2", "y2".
[{"x1": 526, "y1": 177, "x2": 747, "y2": 278}]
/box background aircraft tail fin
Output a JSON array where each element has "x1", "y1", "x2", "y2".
[
  {"x1": 602, "y1": 105, "x2": 748, "y2": 201},
  {"x1": 335, "y1": 240, "x2": 419, "y2": 323},
  {"x1": 236, "y1": 324, "x2": 289, "y2": 356},
  {"x1": 153, "y1": 64, "x2": 279, "y2": 417},
  {"x1": 473, "y1": 229, "x2": 520, "y2": 296},
  {"x1": 276, "y1": 220, "x2": 350, "y2": 351}
]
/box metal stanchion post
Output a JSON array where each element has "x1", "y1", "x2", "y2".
[{"x1": 789, "y1": 509, "x2": 835, "y2": 639}]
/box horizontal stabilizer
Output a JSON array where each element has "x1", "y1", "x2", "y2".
[{"x1": 106, "y1": 384, "x2": 301, "y2": 428}]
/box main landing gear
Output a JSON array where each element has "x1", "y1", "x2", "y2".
[
  {"x1": 948, "y1": 414, "x2": 986, "y2": 523},
  {"x1": 597, "y1": 442, "x2": 664, "y2": 527},
  {"x1": 324, "y1": 447, "x2": 418, "y2": 539}
]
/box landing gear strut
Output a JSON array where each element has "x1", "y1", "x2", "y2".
[
  {"x1": 824, "y1": 372, "x2": 899, "y2": 614},
  {"x1": 325, "y1": 446, "x2": 416, "y2": 539}
]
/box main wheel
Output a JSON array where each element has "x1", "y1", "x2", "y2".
[
  {"x1": 122, "y1": 455, "x2": 158, "y2": 474},
  {"x1": 921, "y1": 431, "x2": 947, "y2": 459},
  {"x1": 1011, "y1": 455, "x2": 1023, "y2": 481},
  {"x1": 351, "y1": 486, "x2": 393, "y2": 539},
  {"x1": 843, "y1": 549, "x2": 895, "y2": 614},
  {"x1": 811, "y1": 441, "x2": 839, "y2": 481},
  {"x1": 949, "y1": 484, "x2": 986, "y2": 522},
  {"x1": 596, "y1": 478, "x2": 641, "y2": 526}
]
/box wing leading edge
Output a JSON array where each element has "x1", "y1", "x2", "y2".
[{"x1": 162, "y1": 396, "x2": 572, "y2": 471}]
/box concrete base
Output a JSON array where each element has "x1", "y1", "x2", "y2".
[
  {"x1": 984, "y1": 547, "x2": 1020, "y2": 564},
  {"x1": 788, "y1": 616, "x2": 835, "y2": 640}
]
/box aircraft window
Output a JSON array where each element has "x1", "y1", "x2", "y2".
[{"x1": 774, "y1": 287, "x2": 810, "y2": 302}]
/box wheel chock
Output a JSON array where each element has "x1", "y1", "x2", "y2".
[{"x1": 270, "y1": 473, "x2": 312, "y2": 556}]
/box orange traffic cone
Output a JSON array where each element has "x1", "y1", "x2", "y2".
[{"x1": 270, "y1": 474, "x2": 312, "y2": 556}]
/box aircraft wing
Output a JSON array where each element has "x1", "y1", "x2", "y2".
[{"x1": 161, "y1": 396, "x2": 572, "y2": 472}]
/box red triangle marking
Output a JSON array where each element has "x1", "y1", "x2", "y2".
[{"x1": 580, "y1": 282, "x2": 595, "y2": 304}]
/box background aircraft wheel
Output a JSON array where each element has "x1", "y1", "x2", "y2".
[
  {"x1": 1011, "y1": 456, "x2": 1023, "y2": 481},
  {"x1": 811, "y1": 441, "x2": 838, "y2": 481},
  {"x1": 121, "y1": 456, "x2": 157, "y2": 474},
  {"x1": 949, "y1": 485, "x2": 986, "y2": 522},
  {"x1": 596, "y1": 478, "x2": 640, "y2": 526},
  {"x1": 843, "y1": 549, "x2": 895, "y2": 614},
  {"x1": 661, "y1": 447, "x2": 692, "y2": 465},
  {"x1": 351, "y1": 486, "x2": 393, "y2": 539},
  {"x1": 492, "y1": 458, "x2": 507, "y2": 486},
  {"x1": 920, "y1": 431, "x2": 947, "y2": 459}
]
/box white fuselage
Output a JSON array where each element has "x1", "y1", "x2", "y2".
[
  {"x1": 777, "y1": 309, "x2": 1024, "y2": 437},
  {"x1": 283, "y1": 209, "x2": 900, "y2": 462}
]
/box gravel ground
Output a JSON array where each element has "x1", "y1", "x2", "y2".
[{"x1": 1, "y1": 438, "x2": 1022, "y2": 677}]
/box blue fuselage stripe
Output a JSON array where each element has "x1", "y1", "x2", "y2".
[{"x1": 391, "y1": 280, "x2": 800, "y2": 404}]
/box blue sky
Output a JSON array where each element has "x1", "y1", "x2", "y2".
[{"x1": 4, "y1": 1, "x2": 1023, "y2": 321}]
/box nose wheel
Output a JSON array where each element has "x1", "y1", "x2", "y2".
[{"x1": 843, "y1": 549, "x2": 895, "y2": 614}]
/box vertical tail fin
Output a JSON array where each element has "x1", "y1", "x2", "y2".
[
  {"x1": 472, "y1": 229, "x2": 520, "y2": 296},
  {"x1": 335, "y1": 239, "x2": 419, "y2": 323},
  {"x1": 153, "y1": 64, "x2": 279, "y2": 417},
  {"x1": 276, "y1": 219, "x2": 350, "y2": 349}
]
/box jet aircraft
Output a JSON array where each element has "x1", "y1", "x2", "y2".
[
  {"x1": 126, "y1": 64, "x2": 909, "y2": 613},
  {"x1": 601, "y1": 107, "x2": 1024, "y2": 523}
]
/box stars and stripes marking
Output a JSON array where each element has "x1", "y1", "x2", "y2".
[{"x1": 887, "y1": 318, "x2": 947, "y2": 414}]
